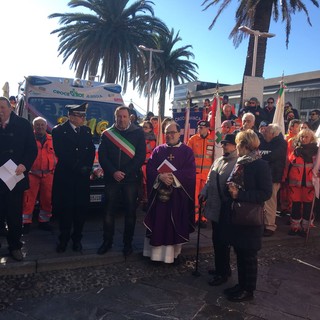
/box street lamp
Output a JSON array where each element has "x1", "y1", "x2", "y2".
[
  {"x1": 139, "y1": 45, "x2": 164, "y2": 113},
  {"x1": 238, "y1": 26, "x2": 275, "y2": 77}
]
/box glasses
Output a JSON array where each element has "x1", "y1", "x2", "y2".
[
  {"x1": 165, "y1": 131, "x2": 178, "y2": 135},
  {"x1": 142, "y1": 126, "x2": 150, "y2": 129}
]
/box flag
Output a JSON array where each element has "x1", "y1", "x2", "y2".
[
  {"x1": 312, "y1": 129, "x2": 320, "y2": 198},
  {"x1": 272, "y1": 80, "x2": 286, "y2": 135},
  {"x1": 209, "y1": 91, "x2": 223, "y2": 161}
]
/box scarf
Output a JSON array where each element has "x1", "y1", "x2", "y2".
[{"x1": 227, "y1": 150, "x2": 261, "y2": 190}]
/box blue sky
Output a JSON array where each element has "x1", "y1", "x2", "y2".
[{"x1": 1, "y1": 0, "x2": 319, "y2": 114}]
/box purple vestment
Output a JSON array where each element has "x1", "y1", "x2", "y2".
[{"x1": 144, "y1": 143, "x2": 196, "y2": 246}]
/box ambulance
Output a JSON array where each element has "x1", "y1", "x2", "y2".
[{"x1": 17, "y1": 75, "x2": 124, "y2": 206}]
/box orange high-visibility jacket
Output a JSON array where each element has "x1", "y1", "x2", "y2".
[
  {"x1": 187, "y1": 133, "x2": 214, "y2": 177},
  {"x1": 30, "y1": 133, "x2": 56, "y2": 174},
  {"x1": 288, "y1": 152, "x2": 314, "y2": 188}
]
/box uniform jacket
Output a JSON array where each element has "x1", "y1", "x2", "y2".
[
  {"x1": 30, "y1": 133, "x2": 56, "y2": 174},
  {"x1": 52, "y1": 120, "x2": 95, "y2": 209},
  {"x1": 98, "y1": 123, "x2": 146, "y2": 184},
  {"x1": 259, "y1": 133, "x2": 287, "y2": 183},
  {"x1": 0, "y1": 112, "x2": 37, "y2": 193},
  {"x1": 187, "y1": 133, "x2": 214, "y2": 178}
]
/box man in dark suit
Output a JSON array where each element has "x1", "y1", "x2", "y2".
[
  {"x1": 0, "y1": 96, "x2": 37, "y2": 261},
  {"x1": 52, "y1": 103, "x2": 95, "y2": 253}
]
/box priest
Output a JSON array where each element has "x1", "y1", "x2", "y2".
[{"x1": 143, "y1": 122, "x2": 196, "y2": 264}]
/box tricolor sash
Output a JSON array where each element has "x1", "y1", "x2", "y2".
[{"x1": 104, "y1": 127, "x2": 136, "y2": 158}]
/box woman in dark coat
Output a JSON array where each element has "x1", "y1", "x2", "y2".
[{"x1": 225, "y1": 129, "x2": 272, "y2": 302}]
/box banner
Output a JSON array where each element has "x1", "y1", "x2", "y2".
[{"x1": 173, "y1": 111, "x2": 203, "y2": 143}]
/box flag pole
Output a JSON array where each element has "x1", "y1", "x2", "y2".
[{"x1": 183, "y1": 91, "x2": 191, "y2": 144}]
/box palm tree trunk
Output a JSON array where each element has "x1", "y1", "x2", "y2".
[{"x1": 158, "y1": 76, "x2": 166, "y2": 118}]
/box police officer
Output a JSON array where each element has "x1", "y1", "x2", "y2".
[{"x1": 52, "y1": 103, "x2": 95, "y2": 253}]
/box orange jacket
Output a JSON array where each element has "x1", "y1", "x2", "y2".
[
  {"x1": 145, "y1": 138, "x2": 156, "y2": 163},
  {"x1": 288, "y1": 151, "x2": 314, "y2": 188},
  {"x1": 30, "y1": 133, "x2": 56, "y2": 174},
  {"x1": 187, "y1": 133, "x2": 214, "y2": 176}
]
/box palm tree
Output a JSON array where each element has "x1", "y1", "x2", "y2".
[
  {"x1": 139, "y1": 29, "x2": 198, "y2": 118},
  {"x1": 202, "y1": 0, "x2": 319, "y2": 78},
  {"x1": 49, "y1": 0, "x2": 168, "y2": 92}
]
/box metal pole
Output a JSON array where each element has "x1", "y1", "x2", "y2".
[
  {"x1": 252, "y1": 34, "x2": 258, "y2": 77},
  {"x1": 147, "y1": 50, "x2": 153, "y2": 114}
]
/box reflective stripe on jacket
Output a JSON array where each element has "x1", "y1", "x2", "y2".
[{"x1": 288, "y1": 154, "x2": 314, "y2": 188}]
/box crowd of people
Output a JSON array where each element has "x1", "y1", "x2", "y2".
[{"x1": 0, "y1": 94, "x2": 319, "y2": 303}]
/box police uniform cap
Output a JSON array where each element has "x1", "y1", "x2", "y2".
[
  {"x1": 197, "y1": 120, "x2": 210, "y2": 127},
  {"x1": 66, "y1": 102, "x2": 88, "y2": 114}
]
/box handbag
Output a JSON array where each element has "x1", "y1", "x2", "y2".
[{"x1": 231, "y1": 201, "x2": 264, "y2": 226}]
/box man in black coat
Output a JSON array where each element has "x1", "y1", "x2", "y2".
[
  {"x1": 52, "y1": 103, "x2": 95, "y2": 253},
  {"x1": 260, "y1": 124, "x2": 287, "y2": 236},
  {"x1": 98, "y1": 106, "x2": 146, "y2": 256},
  {"x1": 0, "y1": 96, "x2": 37, "y2": 261}
]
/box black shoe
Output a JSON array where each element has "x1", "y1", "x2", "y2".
[
  {"x1": 208, "y1": 275, "x2": 228, "y2": 286},
  {"x1": 72, "y1": 242, "x2": 83, "y2": 252},
  {"x1": 22, "y1": 224, "x2": 31, "y2": 235},
  {"x1": 223, "y1": 284, "x2": 242, "y2": 296},
  {"x1": 39, "y1": 222, "x2": 53, "y2": 232},
  {"x1": 10, "y1": 249, "x2": 24, "y2": 261},
  {"x1": 56, "y1": 243, "x2": 67, "y2": 253},
  {"x1": 122, "y1": 244, "x2": 133, "y2": 257},
  {"x1": 263, "y1": 229, "x2": 274, "y2": 237},
  {"x1": 227, "y1": 290, "x2": 254, "y2": 302},
  {"x1": 97, "y1": 241, "x2": 112, "y2": 255}
]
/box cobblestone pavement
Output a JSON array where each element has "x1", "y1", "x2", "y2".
[{"x1": 0, "y1": 238, "x2": 319, "y2": 319}]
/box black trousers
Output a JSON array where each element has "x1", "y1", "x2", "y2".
[
  {"x1": 234, "y1": 247, "x2": 258, "y2": 292},
  {"x1": 211, "y1": 220, "x2": 231, "y2": 277},
  {"x1": 0, "y1": 191, "x2": 23, "y2": 250},
  {"x1": 103, "y1": 182, "x2": 139, "y2": 245},
  {"x1": 58, "y1": 206, "x2": 87, "y2": 244}
]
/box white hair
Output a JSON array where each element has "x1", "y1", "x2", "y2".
[
  {"x1": 33, "y1": 117, "x2": 47, "y2": 125},
  {"x1": 267, "y1": 123, "x2": 282, "y2": 136}
]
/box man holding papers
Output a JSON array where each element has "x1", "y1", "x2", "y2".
[
  {"x1": 0, "y1": 96, "x2": 37, "y2": 261},
  {"x1": 143, "y1": 122, "x2": 196, "y2": 264}
]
